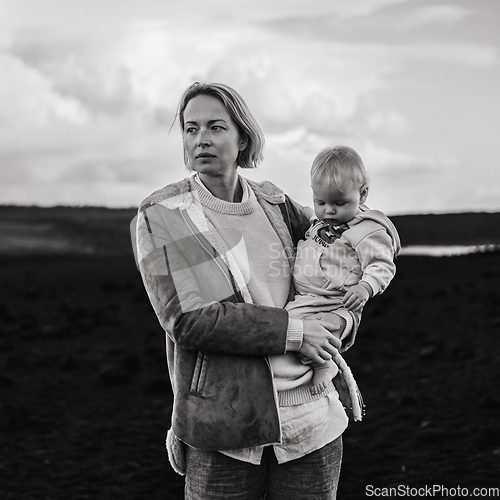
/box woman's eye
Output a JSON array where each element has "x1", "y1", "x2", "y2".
[
  {"x1": 185, "y1": 127, "x2": 196, "y2": 134},
  {"x1": 212, "y1": 126, "x2": 222, "y2": 131}
]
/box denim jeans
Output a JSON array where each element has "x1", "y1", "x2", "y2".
[{"x1": 184, "y1": 436, "x2": 343, "y2": 500}]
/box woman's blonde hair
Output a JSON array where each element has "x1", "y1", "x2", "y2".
[
  {"x1": 177, "y1": 82, "x2": 265, "y2": 169},
  {"x1": 311, "y1": 145, "x2": 369, "y2": 193}
]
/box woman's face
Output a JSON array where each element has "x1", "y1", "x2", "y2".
[{"x1": 182, "y1": 94, "x2": 248, "y2": 178}]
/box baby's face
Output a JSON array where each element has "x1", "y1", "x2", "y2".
[{"x1": 312, "y1": 183, "x2": 366, "y2": 225}]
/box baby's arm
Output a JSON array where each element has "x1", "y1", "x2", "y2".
[
  {"x1": 342, "y1": 222, "x2": 398, "y2": 311},
  {"x1": 352, "y1": 227, "x2": 397, "y2": 297}
]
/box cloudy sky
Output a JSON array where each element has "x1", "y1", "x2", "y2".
[{"x1": 0, "y1": 0, "x2": 498, "y2": 215}]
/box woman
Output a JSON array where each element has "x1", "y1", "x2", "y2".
[{"x1": 134, "y1": 82, "x2": 361, "y2": 499}]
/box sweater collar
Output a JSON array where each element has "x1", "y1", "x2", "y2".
[
  {"x1": 139, "y1": 174, "x2": 286, "y2": 211},
  {"x1": 192, "y1": 174, "x2": 255, "y2": 215}
]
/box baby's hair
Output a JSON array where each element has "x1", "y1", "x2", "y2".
[{"x1": 311, "y1": 146, "x2": 369, "y2": 193}]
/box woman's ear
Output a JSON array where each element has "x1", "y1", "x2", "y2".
[
  {"x1": 239, "y1": 134, "x2": 249, "y2": 151},
  {"x1": 360, "y1": 186, "x2": 369, "y2": 204}
]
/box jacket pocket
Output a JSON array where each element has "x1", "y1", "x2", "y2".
[{"x1": 190, "y1": 351, "x2": 209, "y2": 395}]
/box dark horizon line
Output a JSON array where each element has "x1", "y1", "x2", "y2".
[{"x1": 0, "y1": 203, "x2": 499, "y2": 218}]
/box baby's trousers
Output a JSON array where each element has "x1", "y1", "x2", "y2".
[{"x1": 184, "y1": 436, "x2": 343, "y2": 500}]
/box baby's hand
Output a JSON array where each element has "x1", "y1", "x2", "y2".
[
  {"x1": 343, "y1": 283, "x2": 371, "y2": 311},
  {"x1": 302, "y1": 205, "x2": 316, "y2": 221}
]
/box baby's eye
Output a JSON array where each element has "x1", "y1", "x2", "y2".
[{"x1": 336, "y1": 202, "x2": 346, "y2": 206}]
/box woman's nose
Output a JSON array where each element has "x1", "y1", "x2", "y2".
[{"x1": 197, "y1": 130, "x2": 210, "y2": 146}]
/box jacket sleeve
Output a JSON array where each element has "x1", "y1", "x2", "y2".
[
  {"x1": 354, "y1": 228, "x2": 396, "y2": 296},
  {"x1": 283, "y1": 195, "x2": 311, "y2": 248},
  {"x1": 134, "y1": 203, "x2": 289, "y2": 356}
]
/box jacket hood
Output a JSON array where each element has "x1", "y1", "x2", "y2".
[{"x1": 355, "y1": 205, "x2": 401, "y2": 257}]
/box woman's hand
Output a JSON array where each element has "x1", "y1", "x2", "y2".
[{"x1": 299, "y1": 316, "x2": 343, "y2": 364}]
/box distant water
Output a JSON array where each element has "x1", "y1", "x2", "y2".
[{"x1": 400, "y1": 244, "x2": 500, "y2": 257}]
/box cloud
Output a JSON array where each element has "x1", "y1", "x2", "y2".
[
  {"x1": 5, "y1": 10, "x2": 491, "y2": 143},
  {"x1": 251, "y1": 0, "x2": 410, "y2": 21},
  {"x1": 263, "y1": 131, "x2": 457, "y2": 179},
  {"x1": 263, "y1": 3, "x2": 468, "y2": 41},
  {"x1": 361, "y1": 141, "x2": 458, "y2": 173},
  {"x1": 5, "y1": 30, "x2": 154, "y2": 120},
  {"x1": 207, "y1": 35, "x2": 395, "y2": 128},
  {"x1": 402, "y1": 42, "x2": 497, "y2": 68},
  {"x1": 0, "y1": 20, "x2": 467, "y2": 209},
  {"x1": 366, "y1": 110, "x2": 410, "y2": 135},
  {"x1": 263, "y1": 3, "x2": 496, "y2": 70},
  {"x1": 124, "y1": 0, "x2": 412, "y2": 24},
  {"x1": 0, "y1": 0, "x2": 412, "y2": 33},
  {"x1": 0, "y1": 51, "x2": 89, "y2": 130},
  {"x1": 397, "y1": 5, "x2": 470, "y2": 30},
  {"x1": 472, "y1": 186, "x2": 500, "y2": 211},
  {"x1": 52, "y1": 64, "x2": 139, "y2": 118}
]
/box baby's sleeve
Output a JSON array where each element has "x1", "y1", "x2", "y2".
[{"x1": 355, "y1": 229, "x2": 396, "y2": 296}]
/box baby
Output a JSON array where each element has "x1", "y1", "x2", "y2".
[{"x1": 286, "y1": 145, "x2": 401, "y2": 396}]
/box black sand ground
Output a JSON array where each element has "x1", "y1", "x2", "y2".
[{"x1": 1, "y1": 208, "x2": 500, "y2": 499}]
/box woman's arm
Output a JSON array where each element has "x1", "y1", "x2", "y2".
[{"x1": 136, "y1": 203, "x2": 290, "y2": 355}]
